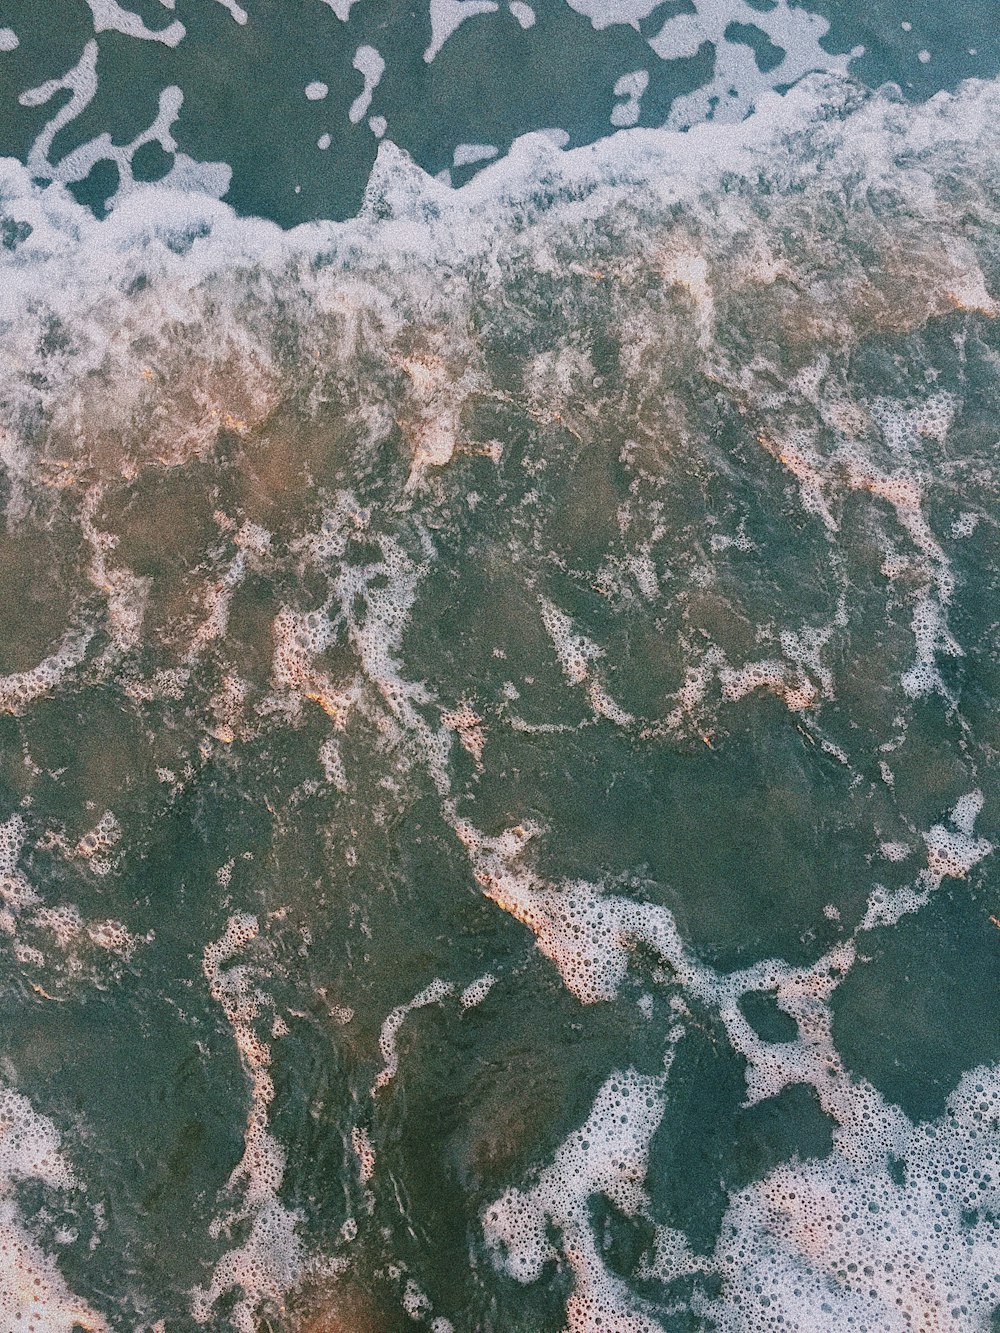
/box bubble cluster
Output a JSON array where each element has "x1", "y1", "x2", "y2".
[
  {"x1": 30, "y1": 901, "x2": 142, "y2": 972},
  {"x1": 0, "y1": 631, "x2": 93, "y2": 715},
  {"x1": 271, "y1": 605, "x2": 344, "y2": 722},
  {"x1": 195, "y1": 916, "x2": 305, "y2": 1333},
  {"x1": 0, "y1": 1088, "x2": 106, "y2": 1333},
  {"x1": 459, "y1": 972, "x2": 496, "y2": 1009},
  {"x1": 863, "y1": 792, "x2": 993, "y2": 929},
  {"x1": 706, "y1": 1067, "x2": 1000, "y2": 1331},
  {"x1": 539, "y1": 596, "x2": 604, "y2": 687},
  {"x1": 441, "y1": 702, "x2": 486, "y2": 766},
  {"x1": 484, "y1": 1066, "x2": 672, "y2": 1333},
  {"x1": 372, "y1": 978, "x2": 454, "y2": 1093},
  {"x1": 350, "y1": 1125, "x2": 376, "y2": 1186},
  {"x1": 75, "y1": 810, "x2": 122, "y2": 875},
  {"x1": 0, "y1": 815, "x2": 37, "y2": 921},
  {"x1": 721, "y1": 658, "x2": 817, "y2": 711},
  {"x1": 469, "y1": 806, "x2": 992, "y2": 1327}
]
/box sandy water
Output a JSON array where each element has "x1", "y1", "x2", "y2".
[{"x1": 0, "y1": 5, "x2": 999, "y2": 1332}]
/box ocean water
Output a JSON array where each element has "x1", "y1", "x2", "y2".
[{"x1": 0, "y1": 3, "x2": 999, "y2": 1332}]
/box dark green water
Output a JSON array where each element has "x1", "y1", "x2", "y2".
[{"x1": 0, "y1": 5, "x2": 998, "y2": 1333}]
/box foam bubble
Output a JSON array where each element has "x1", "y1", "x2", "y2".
[
  {"x1": 0, "y1": 817, "x2": 38, "y2": 914},
  {"x1": 484, "y1": 1064, "x2": 675, "y2": 1333},
  {"x1": 351, "y1": 1125, "x2": 376, "y2": 1185},
  {"x1": 863, "y1": 792, "x2": 993, "y2": 929},
  {"x1": 0, "y1": 1086, "x2": 107, "y2": 1333},
  {"x1": 0, "y1": 630, "x2": 93, "y2": 715},
  {"x1": 453, "y1": 143, "x2": 499, "y2": 168},
  {"x1": 349, "y1": 46, "x2": 385, "y2": 126},
  {"x1": 424, "y1": 0, "x2": 499, "y2": 62},
  {"x1": 215, "y1": 0, "x2": 249, "y2": 23},
  {"x1": 372, "y1": 978, "x2": 454, "y2": 1092},
  {"x1": 85, "y1": 0, "x2": 185, "y2": 46},
  {"x1": 466, "y1": 777, "x2": 996, "y2": 1327},
  {"x1": 459, "y1": 972, "x2": 496, "y2": 1008},
  {"x1": 610, "y1": 70, "x2": 648, "y2": 128},
  {"x1": 442, "y1": 702, "x2": 486, "y2": 766},
  {"x1": 703, "y1": 1066, "x2": 1000, "y2": 1330},
  {"x1": 195, "y1": 916, "x2": 305, "y2": 1332},
  {"x1": 650, "y1": 0, "x2": 861, "y2": 130}
]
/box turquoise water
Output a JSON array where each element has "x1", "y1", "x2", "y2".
[{"x1": 0, "y1": 4, "x2": 999, "y2": 1332}]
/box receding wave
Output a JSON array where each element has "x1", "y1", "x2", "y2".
[{"x1": 1, "y1": 71, "x2": 999, "y2": 1332}]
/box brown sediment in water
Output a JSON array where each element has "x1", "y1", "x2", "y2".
[{"x1": 289, "y1": 1275, "x2": 408, "y2": 1333}]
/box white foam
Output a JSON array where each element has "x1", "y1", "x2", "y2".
[
  {"x1": 951, "y1": 511, "x2": 979, "y2": 537},
  {"x1": 485, "y1": 1063, "x2": 676, "y2": 1332},
  {"x1": 372, "y1": 978, "x2": 454, "y2": 1092},
  {"x1": 611, "y1": 70, "x2": 649, "y2": 128},
  {"x1": 0, "y1": 28, "x2": 19, "y2": 52},
  {"x1": 702, "y1": 1066, "x2": 1000, "y2": 1330},
  {"x1": 469, "y1": 809, "x2": 993, "y2": 1327},
  {"x1": 351, "y1": 1125, "x2": 376, "y2": 1184},
  {"x1": 305, "y1": 80, "x2": 329, "y2": 100},
  {"x1": 442, "y1": 702, "x2": 486, "y2": 766},
  {"x1": 509, "y1": 1, "x2": 535, "y2": 27},
  {"x1": 19, "y1": 43, "x2": 230, "y2": 210},
  {"x1": 349, "y1": 46, "x2": 385, "y2": 125},
  {"x1": 318, "y1": 736, "x2": 349, "y2": 790},
  {"x1": 184, "y1": 549, "x2": 248, "y2": 662},
  {"x1": 862, "y1": 792, "x2": 993, "y2": 929},
  {"x1": 319, "y1": 0, "x2": 362, "y2": 19},
  {"x1": 539, "y1": 596, "x2": 635, "y2": 727},
  {"x1": 424, "y1": 0, "x2": 499, "y2": 61},
  {"x1": 459, "y1": 972, "x2": 496, "y2": 1008},
  {"x1": 453, "y1": 142, "x2": 499, "y2": 168},
  {"x1": 270, "y1": 602, "x2": 359, "y2": 728},
  {"x1": 0, "y1": 813, "x2": 34, "y2": 912},
  {"x1": 0, "y1": 52, "x2": 998, "y2": 1333},
  {"x1": 5, "y1": 72, "x2": 1000, "y2": 483},
  {"x1": 194, "y1": 916, "x2": 305, "y2": 1332},
  {"x1": 215, "y1": 0, "x2": 249, "y2": 23},
  {"x1": 0, "y1": 1086, "x2": 108, "y2": 1333},
  {"x1": 563, "y1": 0, "x2": 664, "y2": 30},
  {"x1": 400, "y1": 1278, "x2": 428, "y2": 1317},
  {"x1": 0, "y1": 630, "x2": 94, "y2": 716},
  {"x1": 649, "y1": 0, "x2": 862, "y2": 130},
  {"x1": 85, "y1": 0, "x2": 185, "y2": 46},
  {"x1": 75, "y1": 810, "x2": 123, "y2": 875},
  {"x1": 322, "y1": 517, "x2": 453, "y2": 792}
]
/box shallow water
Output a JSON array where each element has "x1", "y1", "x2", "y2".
[{"x1": 0, "y1": 5, "x2": 999, "y2": 1333}]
